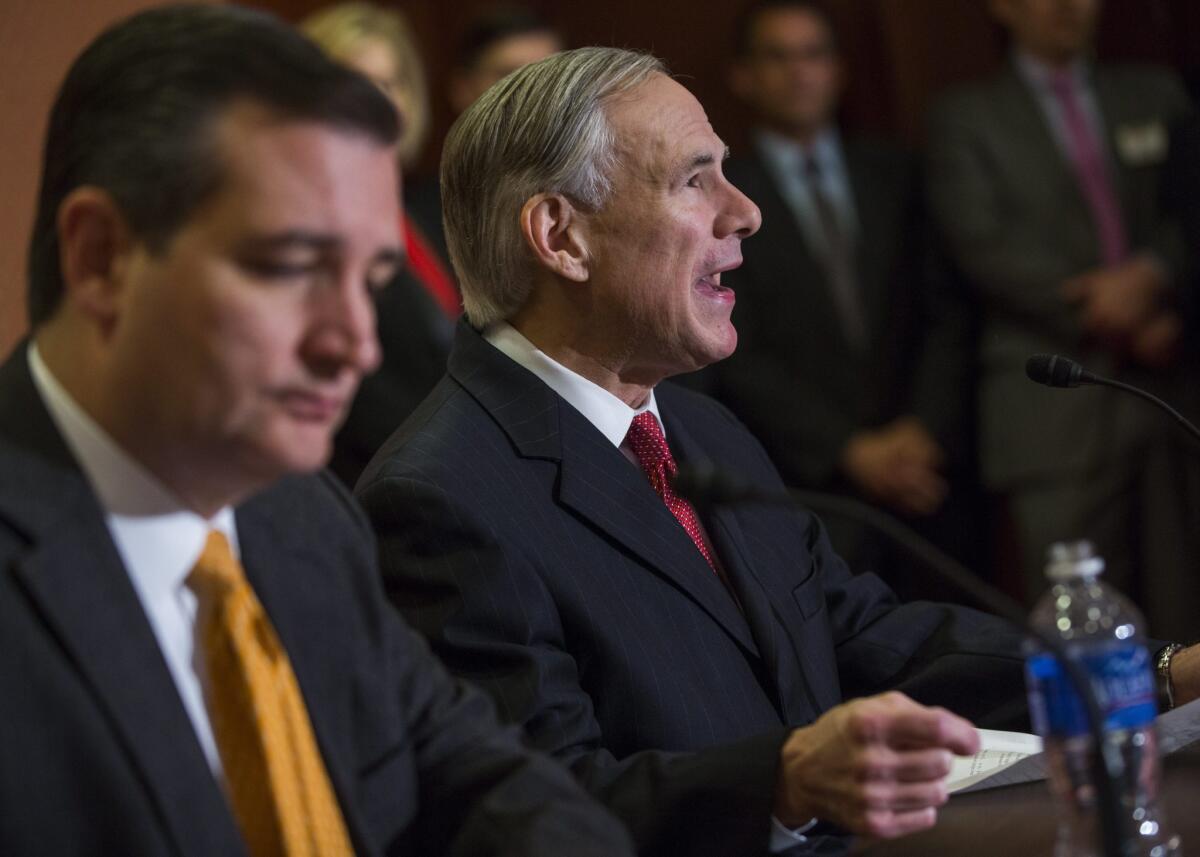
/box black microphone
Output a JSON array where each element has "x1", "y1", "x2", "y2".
[
  {"x1": 673, "y1": 462, "x2": 1130, "y2": 857},
  {"x1": 1026, "y1": 353, "x2": 1200, "y2": 444},
  {"x1": 1025, "y1": 353, "x2": 1097, "y2": 388}
]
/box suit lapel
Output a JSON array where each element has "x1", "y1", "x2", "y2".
[
  {"x1": 0, "y1": 349, "x2": 245, "y2": 857},
  {"x1": 843, "y1": 144, "x2": 890, "y2": 345},
  {"x1": 662, "y1": 408, "x2": 824, "y2": 723},
  {"x1": 1000, "y1": 64, "x2": 1096, "y2": 227},
  {"x1": 449, "y1": 322, "x2": 759, "y2": 656},
  {"x1": 738, "y1": 150, "x2": 868, "y2": 363}
]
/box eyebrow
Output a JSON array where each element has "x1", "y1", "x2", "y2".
[
  {"x1": 672, "y1": 146, "x2": 731, "y2": 185},
  {"x1": 239, "y1": 231, "x2": 406, "y2": 265}
]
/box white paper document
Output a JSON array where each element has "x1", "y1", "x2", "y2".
[
  {"x1": 946, "y1": 697, "x2": 1200, "y2": 796},
  {"x1": 947, "y1": 729, "x2": 1044, "y2": 794}
]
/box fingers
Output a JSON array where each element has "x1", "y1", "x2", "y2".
[
  {"x1": 883, "y1": 705, "x2": 980, "y2": 756},
  {"x1": 861, "y1": 807, "x2": 939, "y2": 839},
  {"x1": 892, "y1": 466, "x2": 948, "y2": 517}
]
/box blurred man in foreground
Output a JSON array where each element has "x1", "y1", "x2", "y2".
[{"x1": 0, "y1": 7, "x2": 633, "y2": 855}]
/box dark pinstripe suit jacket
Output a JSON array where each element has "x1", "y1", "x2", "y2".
[{"x1": 358, "y1": 322, "x2": 1027, "y2": 856}]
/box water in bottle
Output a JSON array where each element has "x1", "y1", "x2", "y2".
[{"x1": 1025, "y1": 541, "x2": 1180, "y2": 857}]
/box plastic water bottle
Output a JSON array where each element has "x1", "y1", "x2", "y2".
[{"x1": 1024, "y1": 541, "x2": 1180, "y2": 857}]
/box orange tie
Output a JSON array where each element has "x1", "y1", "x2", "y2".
[{"x1": 188, "y1": 531, "x2": 355, "y2": 857}]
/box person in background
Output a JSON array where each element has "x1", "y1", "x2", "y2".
[
  {"x1": 0, "y1": 7, "x2": 636, "y2": 855},
  {"x1": 448, "y1": 5, "x2": 565, "y2": 116},
  {"x1": 711, "y1": 0, "x2": 980, "y2": 580},
  {"x1": 302, "y1": 2, "x2": 460, "y2": 487},
  {"x1": 926, "y1": 0, "x2": 1199, "y2": 638}
]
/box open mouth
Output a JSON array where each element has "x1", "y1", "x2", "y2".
[{"x1": 696, "y1": 271, "x2": 734, "y2": 299}]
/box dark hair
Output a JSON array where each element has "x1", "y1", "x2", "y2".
[
  {"x1": 732, "y1": 0, "x2": 838, "y2": 59},
  {"x1": 27, "y1": 3, "x2": 400, "y2": 327},
  {"x1": 455, "y1": 5, "x2": 559, "y2": 72}
]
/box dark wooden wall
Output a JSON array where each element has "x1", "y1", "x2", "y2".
[{"x1": 257, "y1": 0, "x2": 1199, "y2": 181}]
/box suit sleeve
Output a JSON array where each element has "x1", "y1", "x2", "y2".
[
  {"x1": 323, "y1": 474, "x2": 635, "y2": 857},
  {"x1": 358, "y1": 472, "x2": 789, "y2": 857}
]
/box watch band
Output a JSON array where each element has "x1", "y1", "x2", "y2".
[{"x1": 1156, "y1": 643, "x2": 1186, "y2": 710}]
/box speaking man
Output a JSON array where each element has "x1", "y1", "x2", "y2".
[
  {"x1": 358, "y1": 45, "x2": 1200, "y2": 856},
  {"x1": 0, "y1": 7, "x2": 635, "y2": 856}
]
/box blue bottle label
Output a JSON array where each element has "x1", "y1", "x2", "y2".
[{"x1": 1025, "y1": 643, "x2": 1158, "y2": 738}]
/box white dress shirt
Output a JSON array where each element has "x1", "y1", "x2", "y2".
[
  {"x1": 482, "y1": 323, "x2": 814, "y2": 849},
  {"x1": 28, "y1": 342, "x2": 231, "y2": 775}
]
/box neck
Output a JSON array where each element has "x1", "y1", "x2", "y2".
[
  {"x1": 35, "y1": 323, "x2": 253, "y2": 519},
  {"x1": 507, "y1": 310, "x2": 656, "y2": 409},
  {"x1": 1019, "y1": 45, "x2": 1086, "y2": 71}
]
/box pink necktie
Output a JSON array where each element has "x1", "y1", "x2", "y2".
[
  {"x1": 1049, "y1": 70, "x2": 1128, "y2": 265},
  {"x1": 625, "y1": 412, "x2": 719, "y2": 573}
]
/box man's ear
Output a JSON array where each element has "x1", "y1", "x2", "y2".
[
  {"x1": 56, "y1": 187, "x2": 136, "y2": 330},
  {"x1": 520, "y1": 193, "x2": 590, "y2": 283}
]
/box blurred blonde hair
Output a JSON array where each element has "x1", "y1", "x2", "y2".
[{"x1": 301, "y1": 2, "x2": 429, "y2": 167}]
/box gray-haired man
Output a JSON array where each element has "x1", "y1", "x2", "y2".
[{"x1": 358, "y1": 45, "x2": 1200, "y2": 856}]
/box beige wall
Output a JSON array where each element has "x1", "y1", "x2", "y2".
[{"x1": 0, "y1": 0, "x2": 175, "y2": 360}]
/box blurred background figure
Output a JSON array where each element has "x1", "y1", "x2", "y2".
[
  {"x1": 302, "y1": 2, "x2": 460, "y2": 487},
  {"x1": 710, "y1": 0, "x2": 980, "y2": 583},
  {"x1": 448, "y1": 4, "x2": 564, "y2": 115},
  {"x1": 402, "y1": 4, "x2": 565, "y2": 270},
  {"x1": 927, "y1": 0, "x2": 1199, "y2": 638}
]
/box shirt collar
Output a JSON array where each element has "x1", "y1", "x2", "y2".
[
  {"x1": 27, "y1": 341, "x2": 237, "y2": 600},
  {"x1": 1014, "y1": 49, "x2": 1090, "y2": 92},
  {"x1": 482, "y1": 321, "x2": 664, "y2": 446},
  {"x1": 754, "y1": 125, "x2": 843, "y2": 175}
]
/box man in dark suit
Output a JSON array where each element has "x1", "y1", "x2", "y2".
[
  {"x1": 927, "y1": 0, "x2": 1199, "y2": 637},
  {"x1": 353, "y1": 45, "x2": 1162, "y2": 856},
  {"x1": 711, "y1": 0, "x2": 978, "y2": 575},
  {"x1": 0, "y1": 7, "x2": 635, "y2": 856}
]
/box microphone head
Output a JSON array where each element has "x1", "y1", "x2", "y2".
[{"x1": 1026, "y1": 354, "x2": 1084, "y2": 388}]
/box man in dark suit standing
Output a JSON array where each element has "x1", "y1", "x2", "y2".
[
  {"x1": 0, "y1": 7, "x2": 635, "y2": 856},
  {"x1": 353, "y1": 44, "x2": 1198, "y2": 856},
  {"x1": 713, "y1": 0, "x2": 977, "y2": 575},
  {"x1": 927, "y1": 0, "x2": 1198, "y2": 637}
]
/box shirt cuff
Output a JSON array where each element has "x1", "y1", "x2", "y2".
[{"x1": 770, "y1": 815, "x2": 819, "y2": 852}]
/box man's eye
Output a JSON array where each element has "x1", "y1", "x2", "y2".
[
  {"x1": 243, "y1": 258, "x2": 319, "y2": 279},
  {"x1": 686, "y1": 174, "x2": 701, "y2": 188}
]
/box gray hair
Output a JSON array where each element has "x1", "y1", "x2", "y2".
[{"x1": 440, "y1": 46, "x2": 666, "y2": 327}]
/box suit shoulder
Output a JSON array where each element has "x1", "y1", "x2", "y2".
[
  {"x1": 358, "y1": 374, "x2": 499, "y2": 490},
  {"x1": 1100, "y1": 63, "x2": 1191, "y2": 110},
  {"x1": 250, "y1": 470, "x2": 371, "y2": 541}
]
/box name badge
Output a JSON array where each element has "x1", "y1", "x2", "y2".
[{"x1": 1115, "y1": 121, "x2": 1168, "y2": 166}]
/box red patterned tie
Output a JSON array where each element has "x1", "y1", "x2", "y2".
[{"x1": 625, "y1": 412, "x2": 719, "y2": 573}]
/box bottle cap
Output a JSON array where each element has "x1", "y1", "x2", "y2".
[{"x1": 1044, "y1": 540, "x2": 1105, "y2": 581}]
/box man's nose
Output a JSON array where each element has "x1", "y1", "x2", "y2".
[
  {"x1": 304, "y1": 276, "x2": 381, "y2": 378},
  {"x1": 716, "y1": 180, "x2": 762, "y2": 240}
]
